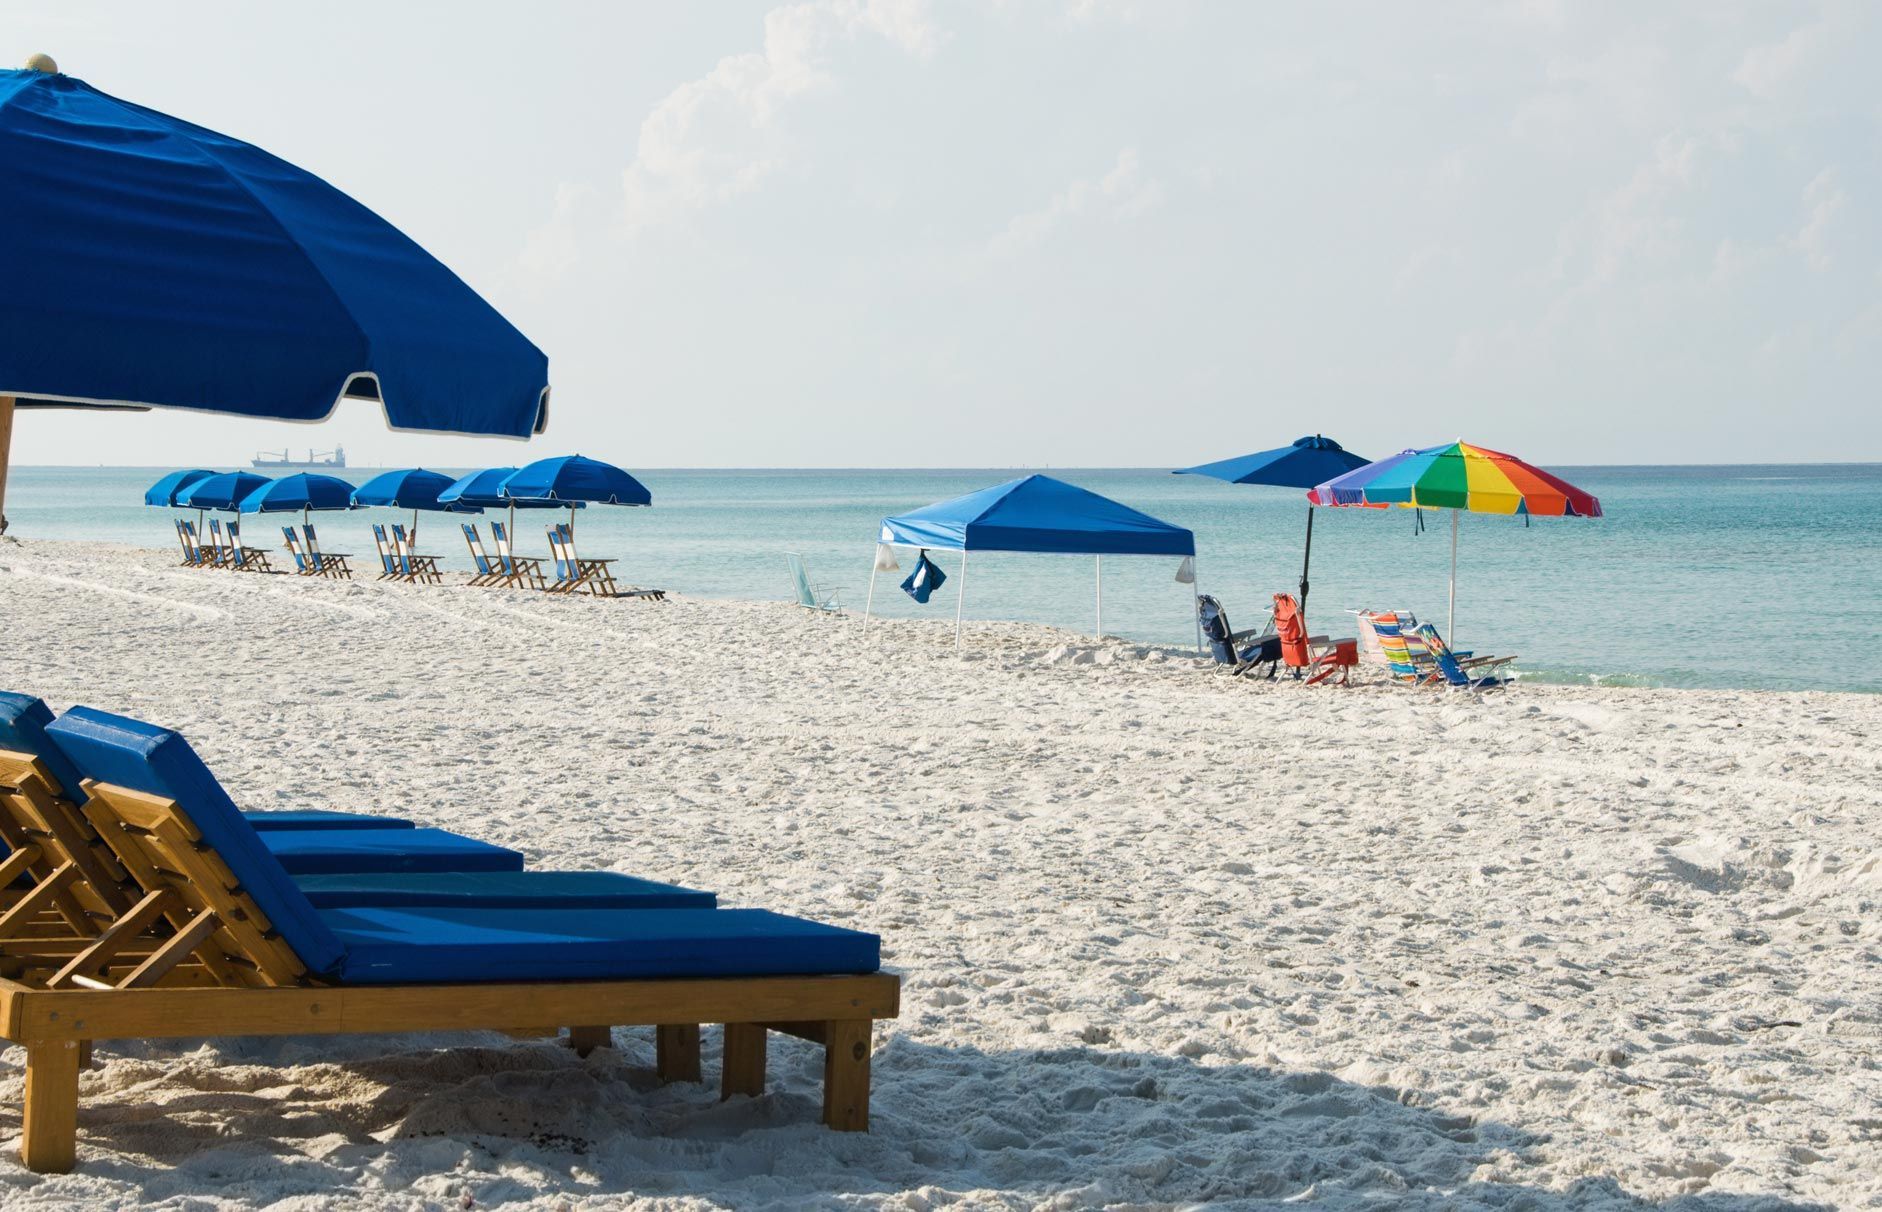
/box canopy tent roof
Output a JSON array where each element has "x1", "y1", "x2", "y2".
[
  {"x1": 879, "y1": 475, "x2": 1194, "y2": 557},
  {"x1": 0, "y1": 67, "x2": 549, "y2": 437}
]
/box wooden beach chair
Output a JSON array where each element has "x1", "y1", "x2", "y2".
[
  {"x1": 301, "y1": 524, "x2": 353, "y2": 580},
  {"x1": 172, "y1": 519, "x2": 207, "y2": 567},
  {"x1": 370, "y1": 524, "x2": 400, "y2": 579},
  {"x1": 489, "y1": 521, "x2": 547, "y2": 590},
  {"x1": 550, "y1": 523, "x2": 665, "y2": 600},
  {"x1": 280, "y1": 526, "x2": 319, "y2": 575},
  {"x1": 223, "y1": 521, "x2": 275, "y2": 574},
  {"x1": 786, "y1": 553, "x2": 841, "y2": 613},
  {"x1": 390, "y1": 524, "x2": 443, "y2": 584},
  {"x1": 0, "y1": 706, "x2": 898, "y2": 1173},
  {"x1": 461, "y1": 523, "x2": 504, "y2": 586}
]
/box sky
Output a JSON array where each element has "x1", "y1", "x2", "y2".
[{"x1": 6, "y1": 0, "x2": 1880, "y2": 468}]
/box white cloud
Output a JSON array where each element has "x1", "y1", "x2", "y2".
[
  {"x1": 620, "y1": 0, "x2": 940, "y2": 232},
  {"x1": 986, "y1": 147, "x2": 1164, "y2": 256},
  {"x1": 516, "y1": 182, "x2": 600, "y2": 288},
  {"x1": 1556, "y1": 133, "x2": 1701, "y2": 287},
  {"x1": 1733, "y1": 15, "x2": 1832, "y2": 99},
  {"x1": 1791, "y1": 169, "x2": 1847, "y2": 271}
]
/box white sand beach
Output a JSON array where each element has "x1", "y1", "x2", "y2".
[{"x1": 0, "y1": 538, "x2": 1877, "y2": 1210}]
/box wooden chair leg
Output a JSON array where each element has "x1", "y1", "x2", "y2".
[
  {"x1": 821, "y1": 1019, "x2": 872, "y2": 1131},
  {"x1": 21, "y1": 1039, "x2": 80, "y2": 1173},
  {"x1": 567, "y1": 1025, "x2": 613, "y2": 1057},
  {"x1": 720, "y1": 1023, "x2": 767, "y2": 1099},
  {"x1": 656, "y1": 1023, "x2": 701, "y2": 1083}
]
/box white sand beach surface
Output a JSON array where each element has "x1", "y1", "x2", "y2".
[{"x1": 0, "y1": 538, "x2": 1877, "y2": 1211}]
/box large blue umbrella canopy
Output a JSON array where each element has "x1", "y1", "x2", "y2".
[
  {"x1": 0, "y1": 64, "x2": 550, "y2": 438},
  {"x1": 178, "y1": 471, "x2": 273, "y2": 512},
  {"x1": 1174, "y1": 435, "x2": 1370, "y2": 489},
  {"x1": 502, "y1": 455, "x2": 652, "y2": 507},
  {"x1": 353, "y1": 468, "x2": 480, "y2": 512},
  {"x1": 238, "y1": 473, "x2": 357, "y2": 515},
  {"x1": 1172, "y1": 435, "x2": 1373, "y2": 617},
  {"x1": 436, "y1": 468, "x2": 579, "y2": 510},
  {"x1": 142, "y1": 469, "x2": 216, "y2": 507}
]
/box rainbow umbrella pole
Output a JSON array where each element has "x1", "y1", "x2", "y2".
[{"x1": 1310, "y1": 441, "x2": 1601, "y2": 643}]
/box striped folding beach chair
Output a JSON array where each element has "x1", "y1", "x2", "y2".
[
  {"x1": 370, "y1": 524, "x2": 400, "y2": 579},
  {"x1": 280, "y1": 527, "x2": 317, "y2": 575},
  {"x1": 489, "y1": 521, "x2": 546, "y2": 590},
  {"x1": 461, "y1": 523, "x2": 503, "y2": 586},
  {"x1": 390, "y1": 524, "x2": 442, "y2": 584},
  {"x1": 301, "y1": 524, "x2": 352, "y2": 580}
]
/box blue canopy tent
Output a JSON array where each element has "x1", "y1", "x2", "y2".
[
  {"x1": 1173, "y1": 434, "x2": 1371, "y2": 618},
  {"x1": 0, "y1": 58, "x2": 550, "y2": 536},
  {"x1": 867, "y1": 474, "x2": 1198, "y2": 650},
  {"x1": 352, "y1": 468, "x2": 480, "y2": 543}
]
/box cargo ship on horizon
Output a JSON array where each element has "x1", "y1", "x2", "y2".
[{"x1": 252, "y1": 446, "x2": 345, "y2": 470}]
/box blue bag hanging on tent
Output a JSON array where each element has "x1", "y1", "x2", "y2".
[{"x1": 900, "y1": 549, "x2": 947, "y2": 604}]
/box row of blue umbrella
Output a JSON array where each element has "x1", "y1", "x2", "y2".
[{"x1": 145, "y1": 456, "x2": 651, "y2": 541}]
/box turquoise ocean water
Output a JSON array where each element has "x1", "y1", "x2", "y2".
[{"x1": 5, "y1": 464, "x2": 1879, "y2": 693}]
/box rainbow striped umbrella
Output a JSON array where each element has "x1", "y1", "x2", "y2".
[{"x1": 1308, "y1": 441, "x2": 1601, "y2": 643}]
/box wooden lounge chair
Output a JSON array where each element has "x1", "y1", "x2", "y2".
[
  {"x1": 391, "y1": 524, "x2": 443, "y2": 584},
  {"x1": 222, "y1": 521, "x2": 276, "y2": 574},
  {"x1": 489, "y1": 521, "x2": 547, "y2": 590},
  {"x1": 786, "y1": 552, "x2": 841, "y2": 613},
  {"x1": 172, "y1": 519, "x2": 210, "y2": 567},
  {"x1": 461, "y1": 523, "x2": 504, "y2": 587},
  {"x1": 0, "y1": 707, "x2": 898, "y2": 1173},
  {"x1": 280, "y1": 527, "x2": 319, "y2": 575},
  {"x1": 370, "y1": 524, "x2": 400, "y2": 579},
  {"x1": 549, "y1": 523, "x2": 665, "y2": 600},
  {"x1": 301, "y1": 524, "x2": 353, "y2": 580}
]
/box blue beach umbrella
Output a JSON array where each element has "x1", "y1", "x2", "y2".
[
  {"x1": 0, "y1": 58, "x2": 550, "y2": 535},
  {"x1": 353, "y1": 467, "x2": 479, "y2": 542},
  {"x1": 1174, "y1": 434, "x2": 1372, "y2": 616},
  {"x1": 238, "y1": 472, "x2": 357, "y2": 517},
  {"x1": 178, "y1": 471, "x2": 274, "y2": 512},
  {"x1": 142, "y1": 469, "x2": 215, "y2": 507},
  {"x1": 438, "y1": 467, "x2": 580, "y2": 547},
  {"x1": 502, "y1": 455, "x2": 652, "y2": 543}
]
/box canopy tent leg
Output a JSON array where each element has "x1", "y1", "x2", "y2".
[
  {"x1": 1299, "y1": 505, "x2": 1315, "y2": 618},
  {"x1": 1448, "y1": 508, "x2": 1459, "y2": 644},
  {"x1": 0, "y1": 395, "x2": 14, "y2": 535},
  {"x1": 1094, "y1": 556, "x2": 1102, "y2": 639},
  {"x1": 954, "y1": 550, "x2": 969, "y2": 651},
  {"x1": 863, "y1": 562, "x2": 879, "y2": 635}
]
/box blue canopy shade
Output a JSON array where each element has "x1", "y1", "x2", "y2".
[
  {"x1": 0, "y1": 67, "x2": 549, "y2": 437},
  {"x1": 238, "y1": 472, "x2": 357, "y2": 514},
  {"x1": 177, "y1": 471, "x2": 273, "y2": 511},
  {"x1": 1173, "y1": 435, "x2": 1371, "y2": 489},
  {"x1": 143, "y1": 469, "x2": 216, "y2": 507},
  {"x1": 502, "y1": 455, "x2": 652, "y2": 506},
  {"x1": 352, "y1": 468, "x2": 479, "y2": 513},
  {"x1": 436, "y1": 467, "x2": 580, "y2": 511},
  {"x1": 880, "y1": 475, "x2": 1194, "y2": 557}
]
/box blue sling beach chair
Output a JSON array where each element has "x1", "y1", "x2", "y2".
[
  {"x1": 1196, "y1": 595, "x2": 1282, "y2": 678},
  {"x1": 0, "y1": 706, "x2": 898, "y2": 1172}
]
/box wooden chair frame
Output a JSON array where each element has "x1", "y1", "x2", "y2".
[
  {"x1": 549, "y1": 524, "x2": 665, "y2": 601},
  {"x1": 489, "y1": 522, "x2": 548, "y2": 591},
  {"x1": 0, "y1": 773, "x2": 899, "y2": 1173},
  {"x1": 389, "y1": 524, "x2": 444, "y2": 584},
  {"x1": 300, "y1": 524, "x2": 353, "y2": 580},
  {"x1": 460, "y1": 523, "x2": 504, "y2": 587}
]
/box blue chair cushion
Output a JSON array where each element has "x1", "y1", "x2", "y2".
[
  {"x1": 0, "y1": 692, "x2": 84, "y2": 795},
  {"x1": 246, "y1": 810, "x2": 415, "y2": 831},
  {"x1": 262, "y1": 828, "x2": 523, "y2": 876},
  {"x1": 296, "y1": 870, "x2": 716, "y2": 910},
  {"x1": 323, "y1": 906, "x2": 880, "y2": 984},
  {"x1": 43, "y1": 706, "x2": 348, "y2": 977}
]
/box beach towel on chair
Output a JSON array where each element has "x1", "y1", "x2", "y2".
[{"x1": 900, "y1": 551, "x2": 946, "y2": 604}]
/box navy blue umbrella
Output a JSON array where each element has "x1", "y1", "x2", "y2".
[
  {"x1": 438, "y1": 467, "x2": 580, "y2": 548},
  {"x1": 354, "y1": 467, "x2": 479, "y2": 541},
  {"x1": 0, "y1": 59, "x2": 550, "y2": 533},
  {"x1": 1174, "y1": 435, "x2": 1372, "y2": 616},
  {"x1": 238, "y1": 472, "x2": 357, "y2": 517},
  {"x1": 143, "y1": 469, "x2": 215, "y2": 507},
  {"x1": 178, "y1": 471, "x2": 273, "y2": 512},
  {"x1": 499, "y1": 455, "x2": 647, "y2": 538}
]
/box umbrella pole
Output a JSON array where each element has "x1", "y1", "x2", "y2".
[
  {"x1": 1095, "y1": 556, "x2": 1102, "y2": 638},
  {"x1": 1299, "y1": 506, "x2": 1315, "y2": 618},
  {"x1": 1448, "y1": 508, "x2": 1459, "y2": 644},
  {"x1": 954, "y1": 550, "x2": 969, "y2": 651}
]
